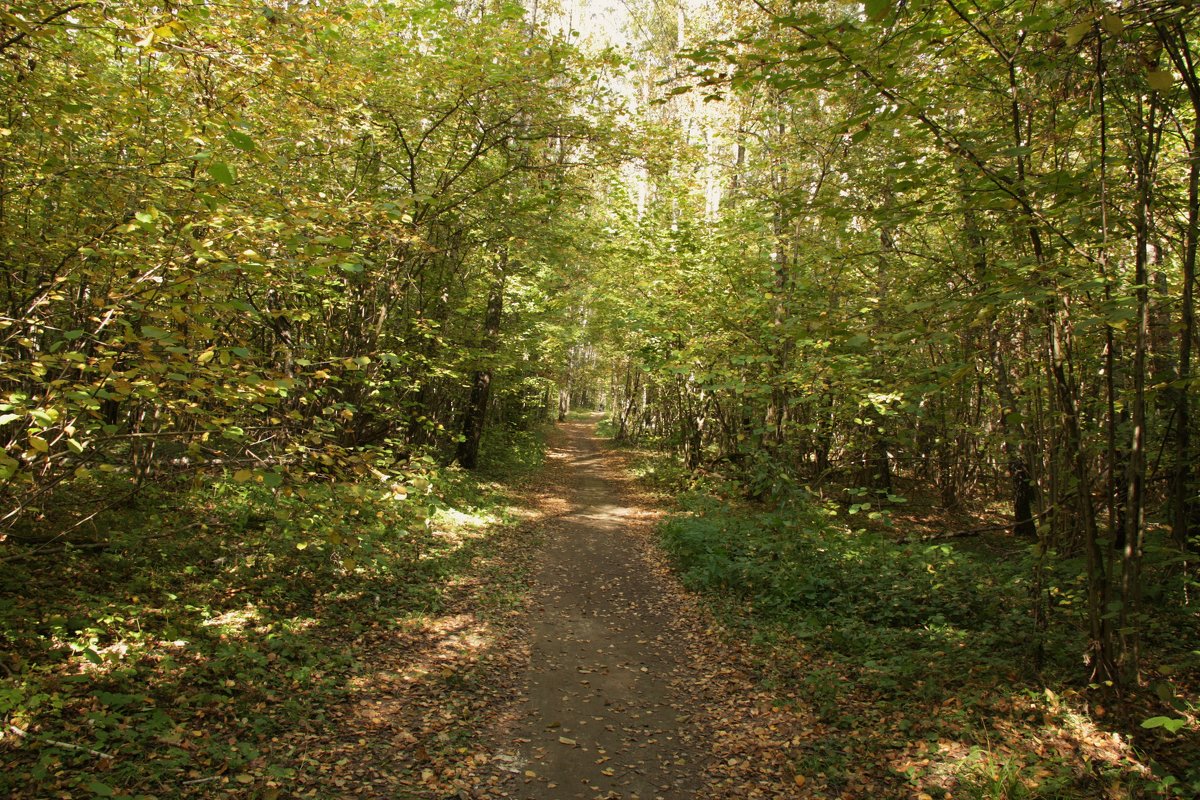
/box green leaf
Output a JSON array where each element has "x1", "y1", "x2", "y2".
[
  {"x1": 1065, "y1": 20, "x2": 1091, "y2": 47},
  {"x1": 1141, "y1": 716, "x2": 1187, "y2": 733},
  {"x1": 87, "y1": 781, "x2": 115, "y2": 797},
  {"x1": 141, "y1": 325, "x2": 172, "y2": 340},
  {"x1": 1100, "y1": 13, "x2": 1124, "y2": 35},
  {"x1": 208, "y1": 162, "x2": 236, "y2": 185},
  {"x1": 82, "y1": 647, "x2": 103, "y2": 664},
  {"x1": 865, "y1": 0, "x2": 890, "y2": 21},
  {"x1": 260, "y1": 471, "x2": 284, "y2": 488},
  {"x1": 31, "y1": 409, "x2": 57, "y2": 427},
  {"x1": 226, "y1": 130, "x2": 257, "y2": 152}
]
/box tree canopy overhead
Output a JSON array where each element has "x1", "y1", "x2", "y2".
[{"x1": 1, "y1": 0, "x2": 623, "y2": 522}]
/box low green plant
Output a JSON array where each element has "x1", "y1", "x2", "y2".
[
  {"x1": 0, "y1": 435, "x2": 541, "y2": 798},
  {"x1": 657, "y1": 487, "x2": 1198, "y2": 797}
]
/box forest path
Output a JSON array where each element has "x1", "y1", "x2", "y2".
[
  {"x1": 481, "y1": 418, "x2": 809, "y2": 800},
  {"x1": 493, "y1": 417, "x2": 702, "y2": 799}
]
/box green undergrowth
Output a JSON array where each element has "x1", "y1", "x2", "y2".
[
  {"x1": 637, "y1": 448, "x2": 1199, "y2": 799},
  {"x1": 0, "y1": 425, "x2": 546, "y2": 799}
]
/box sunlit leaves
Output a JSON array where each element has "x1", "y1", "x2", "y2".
[
  {"x1": 1147, "y1": 70, "x2": 1175, "y2": 92},
  {"x1": 1140, "y1": 715, "x2": 1188, "y2": 735},
  {"x1": 0, "y1": 0, "x2": 614, "y2": 541}
]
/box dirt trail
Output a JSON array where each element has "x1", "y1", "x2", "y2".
[
  {"x1": 277, "y1": 417, "x2": 808, "y2": 800},
  {"x1": 490, "y1": 419, "x2": 708, "y2": 799}
]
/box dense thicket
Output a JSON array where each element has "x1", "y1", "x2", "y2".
[
  {"x1": 1, "y1": 0, "x2": 614, "y2": 537},
  {"x1": 593, "y1": 0, "x2": 1199, "y2": 687}
]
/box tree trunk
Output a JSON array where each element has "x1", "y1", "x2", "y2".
[
  {"x1": 1118, "y1": 89, "x2": 1163, "y2": 686},
  {"x1": 1159, "y1": 21, "x2": 1200, "y2": 553},
  {"x1": 456, "y1": 256, "x2": 506, "y2": 470}
]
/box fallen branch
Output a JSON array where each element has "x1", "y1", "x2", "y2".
[
  {"x1": 0, "y1": 541, "x2": 110, "y2": 564},
  {"x1": 900, "y1": 508, "x2": 1054, "y2": 543},
  {"x1": 6, "y1": 724, "x2": 114, "y2": 760}
]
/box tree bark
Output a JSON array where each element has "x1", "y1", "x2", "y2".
[{"x1": 456, "y1": 255, "x2": 506, "y2": 470}]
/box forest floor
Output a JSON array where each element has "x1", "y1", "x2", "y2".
[
  {"x1": 3, "y1": 418, "x2": 1194, "y2": 798},
  {"x1": 309, "y1": 417, "x2": 813, "y2": 799}
]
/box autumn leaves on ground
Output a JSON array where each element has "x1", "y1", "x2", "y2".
[{"x1": 2, "y1": 418, "x2": 1194, "y2": 799}]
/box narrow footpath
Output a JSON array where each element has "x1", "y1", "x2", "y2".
[
  {"x1": 499, "y1": 418, "x2": 703, "y2": 798},
  {"x1": 483, "y1": 419, "x2": 811, "y2": 800}
]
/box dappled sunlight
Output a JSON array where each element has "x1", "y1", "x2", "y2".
[
  {"x1": 433, "y1": 507, "x2": 502, "y2": 533},
  {"x1": 346, "y1": 613, "x2": 499, "y2": 702},
  {"x1": 576, "y1": 502, "x2": 634, "y2": 523},
  {"x1": 199, "y1": 605, "x2": 262, "y2": 635},
  {"x1": 886, "y1": 692, "x2": 1154, "y2": 798}
]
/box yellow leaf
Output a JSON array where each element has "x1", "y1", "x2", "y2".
[
  {"x1": 1065, "y1": 20, "x2": 1091, "y2": 47},
  {"x1": 233, "y1": 469, "x2": 252, "y2": 483},
  {"x1": 196, "y1": 349, "x2": 215, "y2": 364},
  {"x1": 28, "y1": 435, "x2": 49, "y2": 453},
  {"x1": 1148, "y1": 70, "x2": 1175, "y2": 92},
  {"x1": 794, "y1": 774, "x2": 806, "y2": 787},
  {"x1": 1101, "y1": 13, "x2": 1124, "y2": 35},
  {"x1": 235, "y1": 774, "x2": 254, "y2": 784}
]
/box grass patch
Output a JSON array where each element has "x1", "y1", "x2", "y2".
[
  {"x1": 657, "y1": 484, "x2": 1200, "y2": 798},
  {"x1": 0, "y1": 428, "x2": 545, "y2": 799}
]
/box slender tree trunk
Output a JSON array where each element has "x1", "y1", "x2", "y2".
[
  {"x1": 1159, "y1": 21, "x2": 1200, "y2": 553},
  {"x1": 989, "y1": 327, "x2": 1038, "y2": 538},
  {"x1": 456, "y1": 255, "x2": 506, "y2": 470},
  {"x1": 961, "y1": 166, "x2": 1039, "y2": 538},
  {"x1": 1118, "y1": 90, "x2": 1162, "y2": 685},
  {"x1": 764, "y1": 113, "x2": 791, "y2": 449}
]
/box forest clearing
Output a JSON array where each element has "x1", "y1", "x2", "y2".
[{"x1": 1, "y1": 0, "x2": 1198, "y2": 797}]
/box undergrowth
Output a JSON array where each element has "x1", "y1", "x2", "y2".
[
  {"x1": 0, "y1": 425, "x2": 546, "y2": 799},
  {"x1": 633, "y1": 446, "x2": 1199, "y2": 799}
]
